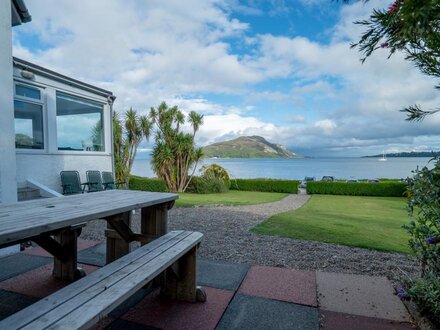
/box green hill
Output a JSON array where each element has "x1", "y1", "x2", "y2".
[{"x1": 203, "y1": 136, "x2": 301, "y2": 158}]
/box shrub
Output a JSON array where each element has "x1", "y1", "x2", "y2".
[
  {"x1": 230, "y1": 178, "x2": 299, "y2": 193},
  {"x1": 201, "y1": 164, "x2": 230, "y2": 187},
  {"x1": 403, "y1": 160, "x2": 440, "y2": 324},
  {"x1": 191, "y1": 174, "x2": 229, "y2": 194},
  {"x1": 129, "y1": 175, "x2": 168, "y2": 192},
  {"x1": 306, "y1": 181, "x2": 407, "y2": 197}
]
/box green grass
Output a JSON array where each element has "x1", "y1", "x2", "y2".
[
  {"x1": 175, "y1": 190, "x2": 288, "y2": 207},
  {"x1": 252, "y1": 195, "x2": 412, "y2": 253}
]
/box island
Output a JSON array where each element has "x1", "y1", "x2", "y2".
[
  {"x1": 203, "y1": 135, "x2": 302, "y2": 158},
  {"x1": 364, "y1": 151, "x2": 439, "y2": 158}
]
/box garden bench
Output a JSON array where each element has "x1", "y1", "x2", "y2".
[{"x1": 0, "y1": 230, "x2": 205, "y2": 330}]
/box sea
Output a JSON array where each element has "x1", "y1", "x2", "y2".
[{"x1": 131, "y1": 155, "x2": 435, "y2": 180}]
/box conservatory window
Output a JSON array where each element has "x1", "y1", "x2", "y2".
[{"x1": 56, "y1": 92, "x2": 104, "y2": 151}]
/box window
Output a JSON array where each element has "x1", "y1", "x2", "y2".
[
  {"x1": 56, "y1": 92, "x2": 104, "y2": 151},
  {"x1": 15, "y1": 84, "x2": 41, "y2": 100},
  {"x1": 14, "y1": 84, "x2": 44, "y2": 150}
]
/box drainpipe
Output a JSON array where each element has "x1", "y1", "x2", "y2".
[{"x1": 108, "y1": 95, "x2": 116, "y2": 176}]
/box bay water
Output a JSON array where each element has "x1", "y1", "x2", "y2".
[{"x1": 132, "y1": 156, "x2": 434, "y2": 180}]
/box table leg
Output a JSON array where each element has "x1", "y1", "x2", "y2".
[
  {"x1": 52, "y1": 228, "x2": 85, "y2": 281},
  {"x1": 105, "y1": 212, "x2": 132, "y2": 264},
  {"x1": 140, "y1": 202, "x2": 173, "y2": 245}
]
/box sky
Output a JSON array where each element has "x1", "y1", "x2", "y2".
[{"x1": 12, "y1": 0, "x2": 440, "y2": 157}]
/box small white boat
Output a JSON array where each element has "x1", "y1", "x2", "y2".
[{"x1": 378, "y1": 151, "x2": 387, "y2": 161}]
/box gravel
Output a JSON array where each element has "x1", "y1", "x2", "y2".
[{"x1": 82, "y1": 194, "x2": 419, "y2": 281}]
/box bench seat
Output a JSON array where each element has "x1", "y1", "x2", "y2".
[{"x1": 0, "y1": 230, "x2": 203, "y2": 330}]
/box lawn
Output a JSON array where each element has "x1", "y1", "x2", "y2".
[
  {"x1": 252, "y1": 195, "x2": 412, "y2": 253},
  {"x1": 175, "y1": 190, "x2": 288, "y2": 207}
]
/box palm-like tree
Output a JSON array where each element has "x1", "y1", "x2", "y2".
[
  {"x1": 113, "y1": 109, "x2": 151, "y2": 186},
  {"x1": 150, "y1": 102, "x2": 204, "y2": 192}
]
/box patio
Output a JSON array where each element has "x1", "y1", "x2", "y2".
[{"x1": 0, "y1": 239, "x2": 415, "y2": 329}]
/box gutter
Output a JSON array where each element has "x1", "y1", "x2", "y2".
[
  {"x1": 13, "y1": 57, "x2": 114, "y2": 99},
  {"x1": 12, "y1": 0, "x2": 31, "y2": 24}
]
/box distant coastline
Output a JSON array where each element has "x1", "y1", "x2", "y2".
[{"x1": 363, "y1": 151, "x2": 439, "y2": 158}]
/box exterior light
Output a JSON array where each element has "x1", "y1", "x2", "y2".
[{"x1": 20, "y1": 69, "x2": 34, "y2": 80}]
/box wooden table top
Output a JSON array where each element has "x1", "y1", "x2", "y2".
[{"x1": 0, "y1": 190, "x2": 178, "y2": 247}]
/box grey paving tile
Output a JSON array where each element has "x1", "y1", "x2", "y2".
[
  {"x1": 197, "y1": 257, "x2": 249, "y2": 291},
  {"x1": 216, "y1": 293, "x2": 319, "y2": 330},
  {"x1": 78, "y1": 242, "x2": 106, "y2": 266},
  {"x1": 317, "y1": 271, "x2": 411, "y2": 322},
  {"x1": 0, "y1": 290, "x2": 38, "y2": 321},
  {"x1": 0, "y1": 254, "x2": 51, "y2": 281}
]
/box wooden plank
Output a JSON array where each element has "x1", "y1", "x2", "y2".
[
  {"x1": 37, "y1": 233, "x2": 203, "y2": 330},
  {"x1": 0, "y1": 231, "x2": 189, "y2": 329},
  {"x1": 0, "y1": 190, "x2": 178, "y2": 247},
  {"x1": 20, "y1": 232, "x2": 203, "y2": 330}
]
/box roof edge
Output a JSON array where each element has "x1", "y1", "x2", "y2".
[
  {"x1": 13, "y1": 57, "x2": 115, "y2": 100},
  {"x1": 12, "y1": 0, "x2": 31, "y2": 24}
]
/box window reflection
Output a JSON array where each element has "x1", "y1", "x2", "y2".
[{"x1": 56, "y1": 92, "x2": 104, "y2": 151}]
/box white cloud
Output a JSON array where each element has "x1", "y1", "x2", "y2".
[{"x1": 13, "y1": 0, "x2": 440, "y2": 156}]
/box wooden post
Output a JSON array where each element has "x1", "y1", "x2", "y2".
[
  {"x1": 162, "y1": 246, "x2": 198, "y2": 302},
  {"x1": 140, "y1": 202, "x2": 171, "y2": 245},
  {"x1": 105, "y1": 212, "x2": 132, "y2": 264},
  {"x1": 52, "y1": 228, "x2": 82, "y2": 281}
]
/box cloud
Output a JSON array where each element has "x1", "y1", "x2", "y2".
[{"x1": 13, "y1": 0, "x2": 440, "y2": 156}]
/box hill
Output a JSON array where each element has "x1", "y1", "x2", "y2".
[
  {"x1": 364, "y1": 151, "x2": 439, "y2": 158},
  {"x1": 203, "y1": 136, "x2": 301, "y2": 158}
]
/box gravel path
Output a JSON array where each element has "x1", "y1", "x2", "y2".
[{"x1": 82, "y1": 194, "x2": 418, "y2": 281}]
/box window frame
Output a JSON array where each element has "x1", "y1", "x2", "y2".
[
  {"x1": 55, "y1": 91, "x2": 106, "y2": 154},
  {"x1": 13, "y1": 82, "x2": 47, "y2": 153}
]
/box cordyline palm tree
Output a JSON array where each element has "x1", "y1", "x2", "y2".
[
  {"x1": 150, "y1": 102, "x2": 204, "y2": 192},
  {"x1": 113, "y1": 108, "x2": 152, "y2": 186}
]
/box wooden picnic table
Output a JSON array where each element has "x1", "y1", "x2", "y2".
[{"x1": 0, "y1": 190, "x2": 178, "y2": 281}]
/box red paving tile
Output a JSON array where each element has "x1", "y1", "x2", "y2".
[
  {"x1": 0, "y1": 263, "x2": 99, "y2": 298},
  {"x1": 122, "y1": 287, "x2": 234, "y2": 330},
  {"x1": 239, "y1": 265, "x2": 317, "y2": 306},
  {"x1": 320, "y1": 310, "x2": 417, "y2": 330},
  {"x1": 22, "y1": 239, "x2": 101, "y2": 258}
]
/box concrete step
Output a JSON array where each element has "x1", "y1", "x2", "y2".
[{"x1": 17, "y1": 187, "x2": 42, "y2": 201}]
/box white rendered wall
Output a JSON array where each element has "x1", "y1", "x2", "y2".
[{"x1": 0, "y1": 1, "x2": 18, "y2": 204}]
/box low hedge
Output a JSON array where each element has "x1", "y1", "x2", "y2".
[
  {"x1": 306, "y1": 181, "x2": 407, "y2": 197},
  {"x1": 230, "y1": 178, "x2": 299, "y2": 194},
  {"x1": 129, "y1": 175, "x2": 168, "y2": 192}
]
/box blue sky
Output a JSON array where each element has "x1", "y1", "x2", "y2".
[{"x1": 13, "y1": 0, "x2": 440, "y2": 157}]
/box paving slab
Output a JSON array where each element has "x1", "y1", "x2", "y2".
[
  {"x1": 217, "y1": 293, "x2": 319, "y2": 330},
  {"x1": 0, "y1": 253, "x2": 51, "y2": 281},
  {"x1": 239, "y1": 265, "x2": 317, "y2": 306},
  {"x1": 317, "y1": 271, "x2": 411, "y2": 322},
  {"x1": 0, "y1": 263, "x2": 98, "y2": 298},
  {"x1": 103, "y1": 319, "x2": 159, "y2": 330},
  {"x1": 320, "y1": 310, "x2": 417, "y2": 330},
  {"x1": 109, "y1": 287, "x2": 153, "y2": 319},
  {"x1": 122, "y1": 287, "x2": 233, "y2": 330},
  {"x1": 0, "y1": 290, "x2": 38, "y2": 321},
  {"x1": 23, "y1": 239, "x2": 100, "y2": 258},
  {"x1": 78, "y1": 242, "x2": 106, "y2": 266},
  {"x1": 197, "y1": 257, "x2": 249, "y2": 291}
]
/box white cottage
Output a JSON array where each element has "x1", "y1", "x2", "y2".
[{"x1": 1, "y1": 0, "x2": 115, "y2": 204}]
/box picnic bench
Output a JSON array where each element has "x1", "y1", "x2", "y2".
[
  {"x1": 0, "y1": 230, "x2": 204, "y2": 329},
  {"x1": 0, "y1": 190, "x2": 206, "y2": 329}
]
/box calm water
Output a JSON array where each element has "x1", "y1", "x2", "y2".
[{"x1": 131, "y1": 157, "x2": 434, "y2": 180}]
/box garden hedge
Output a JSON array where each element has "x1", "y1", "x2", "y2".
[
  {"x1": 230, "y1": 178, "x2": 299, "y2": 194},
  {"x1": 306, "y1": 181, "x2": 407, "y2": 197},
  {"x1": 129, "y1": 175, "x2": 168, "y2": 192}
]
